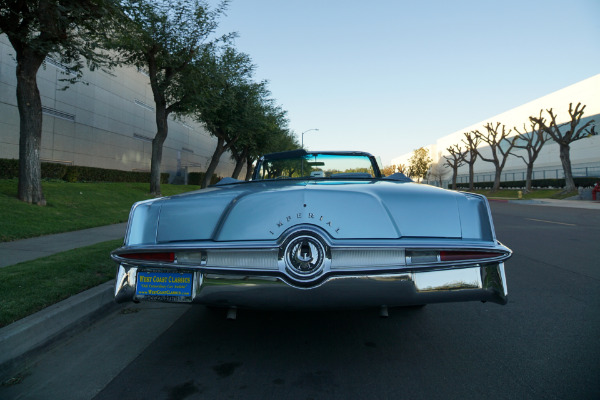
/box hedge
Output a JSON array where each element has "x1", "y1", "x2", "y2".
[
  {"x1": 187, "y1": 171, "x2": 221, "y2": 186},
  {"x1": 0, "y1": 158, "x2": 169, "y2": 184},
  {"x1": 453, "y1": 176, "x2": 600, "y2": 190}
]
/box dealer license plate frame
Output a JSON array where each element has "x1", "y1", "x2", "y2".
[{"x1": 136, "y1": 270, "x2": 194, "y2": 302}]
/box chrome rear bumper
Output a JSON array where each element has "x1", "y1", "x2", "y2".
[{"x1": 115, "y1": 263, "x2": 507, "y2": 308}]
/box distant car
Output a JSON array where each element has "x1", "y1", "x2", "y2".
[{"x1": 112, "y1": 150, "x2": 511, "y2": 312}]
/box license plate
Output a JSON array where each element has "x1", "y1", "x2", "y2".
[{"x1": 136, "y1": 271, "x2": 193, "y2": 298}]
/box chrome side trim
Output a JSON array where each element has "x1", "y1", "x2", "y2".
[
  {"x1": 112, "y1": 246, "x2": 511, "y2": 273},
  {"x1": 330, "y1": 249, "x2": 405, "y2": 269},
  {"x1": 113, "y1": 238, "x2": 511, "y2": 251},
  {"x1": 179, "y1": 249, "x2": 279, "y2": 270}
]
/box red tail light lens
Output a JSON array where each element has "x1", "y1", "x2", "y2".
[
  {"x1": 120, "y1": 252, "x2": 175, "y2": 262},
  {"x1": 440, "y1": 251, "x2": 503, "y2": 262}
]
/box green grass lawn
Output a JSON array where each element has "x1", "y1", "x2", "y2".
[
  {"x1": 464, "y1": 188, "x2": 577, "y2": 200},
  {"x1": 0, "y1": 179, "x2": 198, "y2": 242},
  {"x1": 0, "y1": 239, "x2": 122, "y2": 328}
]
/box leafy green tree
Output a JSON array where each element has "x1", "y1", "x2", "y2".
[
  {"x1": 201, "y1": 80, "x2": 266, "y2": 187},
  {"x1": 192, "y1": 47, "x2": 264, "y2": 187},
  {"x1": 108, "y1": 0, "x2": 231, "y2": 195},
  {"x1": 230, "y1": 102, "x2": 290, "y2": 179},
  {"x1": 229, "y1": 142, "x2": 250, "y2": 180},
  {"x1": 228, "y1": 94, "x2": 275, "y2": 178},
  {"x1": 382, "y1": 163, "x2": 407, "y2": 175},
  {"x1": 0, "y1": 0, "x2": 119, "y2": 204},
  {"x1": 381, "y1": 165, "x2": 401, "y2": 176},
  {"x1": 407, "y1": 147, "x2": 432, "y2": 182},
  {"x1": 246, "y1": 129, "x2": 299, "y2": 180},
  {"x1": 530, "y1": 102, "x2": 596, "y2": 193}
]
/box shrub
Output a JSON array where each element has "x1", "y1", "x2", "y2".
[
  {"x1": 187, "y1": 172, "x2": 221, "y2": 186},
  {"x1": 0, "y1": 159, "x2": 19, "y2": 179},
  {"x1": 64, "y1": 167, "x2": 80, "y2": 182},
  {"x1": 41, "y1": 162, "x2": 67, "y2": 179},
  {"x1": 0, "y1": 158, "x2": 169, "y2": 184},
  {"x1": 453, "y1": 176, "x2": 600, "y2": 190}
]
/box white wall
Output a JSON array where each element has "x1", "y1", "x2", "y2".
[
  {"x1": 0, "y1": 34, "x2": 237, "y2": 180},
  {"x1": 391, "y1": 74, "x2": 600, "y2": 183}
]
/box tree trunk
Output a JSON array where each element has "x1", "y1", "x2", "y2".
[
  {"x1": 245, "y1": 157, "x2": 254, "y2": 181},
  {"x1": 231, "y1": 148, "x2": 248, "y2": 179},
  {"x1": 150, "y1": 104, "x2": 169, "y2": 196},
  {"x1": 559, "y1": 143, "x2": 576, "y2": 192},
  {"x1": 451, "y1": 168, "x2": 458, "y2": 190},
  {"x1": 525, "y1": 163, "x2": 533, "y2": 193},
  {"x1": 15, "y1": 47, "x2": 46, "y2": 205},
  {"x1": 468, "y1": 162, "x2": 475, "y2": 191},
  {"x1": 492, "y1": 166, "x2": 501, "y2": 192},
  {"x1": 202, "y1": 137, "x2": 226, "y2": 188}
]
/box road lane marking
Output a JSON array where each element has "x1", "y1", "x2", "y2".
[{"x1": 526, "y1": 218, "x2": 576, "y2": 226}]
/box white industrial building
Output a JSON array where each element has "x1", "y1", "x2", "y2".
[
  {"x1": 391, "y1": 74, "x2": 600, "y2": 187},
  {"x1": 0, "y1": 34, "x2": 236, "y2": 180}
]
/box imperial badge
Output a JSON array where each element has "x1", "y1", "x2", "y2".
[{"x1": 283, "y1": 233, "x2": 326, "y2": 279}]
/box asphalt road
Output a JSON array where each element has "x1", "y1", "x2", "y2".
[{"x1": 3, "y1": 203, "x2": 599, "y2": 400}]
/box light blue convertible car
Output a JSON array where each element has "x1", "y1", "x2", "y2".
[{"x1": 112, "y1": 150, "x2": 511, "y2": 313}]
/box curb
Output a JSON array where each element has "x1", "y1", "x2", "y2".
[
  {"x1": 0, "y1": 280, "x2": 120, "y2": 381},
  {"x1": 507, "y1": 199, "x2": 546, "y2": 205}
]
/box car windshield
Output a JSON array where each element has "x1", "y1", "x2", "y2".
[{"x1": 254, "y1": 152, "x2": 380, "y2": 180}]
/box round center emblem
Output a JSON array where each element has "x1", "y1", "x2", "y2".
[{"x1": 284, "y1": 234, "x2": 326, "y2": 279}]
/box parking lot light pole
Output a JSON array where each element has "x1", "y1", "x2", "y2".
[
  {"x1": 301, "y1": 129, "x2": 318, "y2": 176},
  {"x1": 301, "y1": 128, "x2": 319, "y2": 148}
]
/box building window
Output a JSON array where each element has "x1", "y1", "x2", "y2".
[
  {"x1": 134, "y1": 99, "x2": 155, "y2": 112},
  {"x1": 133, "y1": 133, "x2": 153, "y2": 142},
  {"x1": 42, "y1": 106, "x2": 75, "y2": 122},
  {"x1": 137, "y1": 66, "x2": 149, "y2": 77}
]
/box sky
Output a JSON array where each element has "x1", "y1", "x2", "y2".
[{"x1": 213, "y1": 0, "x2": 600, "y2": 165}]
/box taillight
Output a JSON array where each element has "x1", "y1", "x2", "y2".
[
  {"x1": 440, "y1": 251, "x2": 503, "y2": 262},
  {"x1": 120, "y1": 252, "x2": 175, "y2": 262},
  {"x1": 407, "y1": 250, "x2": 505, "y2": 264},
  {"x1": 406, "y1": 251, "x2": 438, "y2": 263}
]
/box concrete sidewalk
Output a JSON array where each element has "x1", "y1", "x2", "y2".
[
  {"x1": 506, "y1": 198, "x2": 600, "y2": 210},
  {"x1": 0, "y1": 223, "x2": 127, "y2": 268}
]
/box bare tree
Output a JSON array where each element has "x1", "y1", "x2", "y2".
[
  {"x1": 511, "y1": 111, "x2": 549, "y2": 192},
  {"x1": 381, "y1": 165, "x2": 397, "y2": 177},
  {"x1": 381, "y1": 164, "x2": 406, "y2": 176},
  {"x1": 428, "y1": 157, "x2": 450, "y2": 187},
  {"x1": 474, "y1": 122, "x2": 516, "y2": 192},
  {"x1": 462, "y1": 131, "x2": 481, "y2": 191},
  {"x1": 444, "y1": 144, "x2": 466, "y2": 190},
  {"x1": 530, "y1": 102, "x2": 596, "y2": 193}
]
